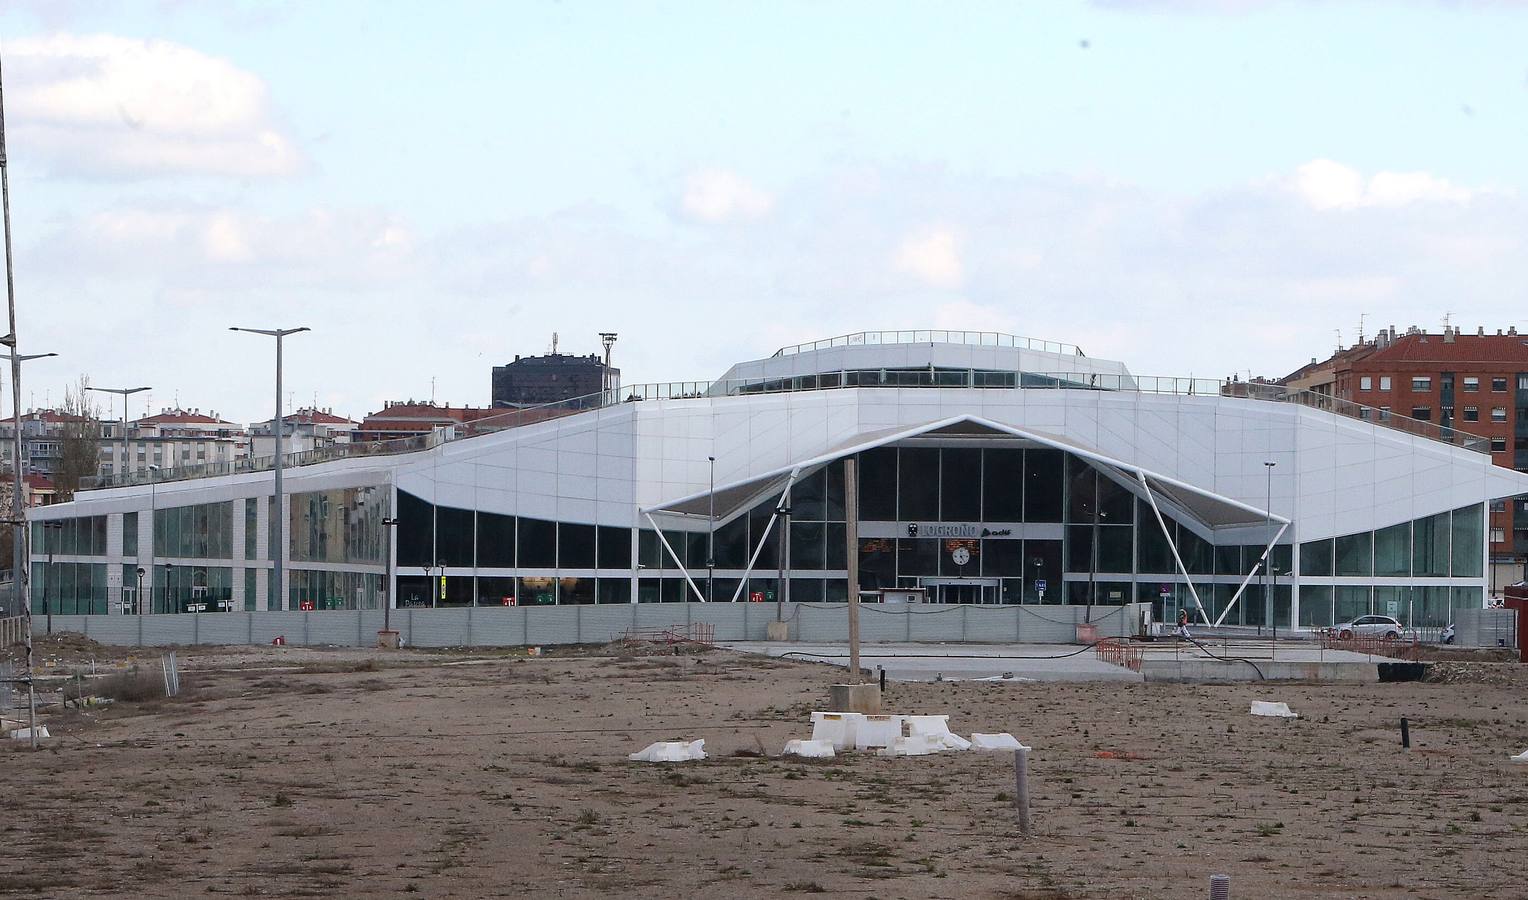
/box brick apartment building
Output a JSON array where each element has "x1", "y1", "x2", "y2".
[{"x1": 1284, "y1": 324, "x2": 1528, "y2": 592}]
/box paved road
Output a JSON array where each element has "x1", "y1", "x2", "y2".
[{"x1": 722, "y1": 641, "x2": 1145, "y2": 682}]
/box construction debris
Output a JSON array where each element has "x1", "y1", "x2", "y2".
[
  {"x1": 782, "y1": 739, "x2": 835, "y2": 759},
  {"x1": 628, "y1": 739, "x2": 706, "y2": 762},
  {"x1": 1249, "y1": 701, "x2": 1298, "y2": 718}
]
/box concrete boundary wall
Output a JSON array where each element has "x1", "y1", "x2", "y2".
[{"x1": 37, "y1": 602, "x2": 1145, "y2": 649}]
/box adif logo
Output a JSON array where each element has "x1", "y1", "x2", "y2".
[{"x1": 907, "y1": 523, "x2": 919, "y2": 537}]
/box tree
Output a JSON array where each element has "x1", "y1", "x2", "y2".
[{"x1": 54, "y1": 375, "x2": 102, "y2": 502}]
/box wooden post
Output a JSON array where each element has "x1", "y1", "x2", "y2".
[
  {"x1": 1013, "y1": 747, "x2": 1031, "y2": 835},
  {"x1": 845, "y1": 457, "x2": 860, "y2": 680}
]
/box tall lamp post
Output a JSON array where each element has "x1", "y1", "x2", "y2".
[
  {"x1": 40, "y1": 519, "x2": 59, "y2": 633},
  {"x1": 1264, "y1": 460, "x2": 1276, "y2": 638},
  {"x1": 380, "y1": 516, "x2": 398, "y2": 639},
  {"x1": 707, "y1": 455, "x2": 715, "y2": 603},
  {"x1": 86, "y1": 385, "x2": 150, "y2": 482},
  {"x1": 230, "y1": 326, "x2": 309, "y2": 619},
  {"x1": 1, "y1": 344, "x2": 56, "y2": 606}
]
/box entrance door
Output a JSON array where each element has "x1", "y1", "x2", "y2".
[{"x1": 932, "y1": 582, "x2": 999, "y2": 604}]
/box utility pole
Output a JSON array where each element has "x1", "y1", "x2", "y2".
[{"x1": 845, "y1": 457, "x2": 861, "y2": 679}]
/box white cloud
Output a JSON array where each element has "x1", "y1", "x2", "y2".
[
  {"x1": 679, "y1": 169, "x2": 774, "y2": 223},
  {"x1": 7, "y1": 33, "x2": 301, "y2": 178},
  {"x1": 1291, "y1": 159, "x2": 1474, "y2": 210},
  {"x1": 894, "y1": 227, "x2": 964, "y2": 289}
]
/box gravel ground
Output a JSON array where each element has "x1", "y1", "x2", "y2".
[{"x1": 2, "y1": 640, "x2": 1527, "y2": 898}]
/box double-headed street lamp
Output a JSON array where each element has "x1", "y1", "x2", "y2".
[
  {"x1": 0, "y1": 339, "x2": 57, "y2": 602},
  {"x1": 230, "y1": 326, "x2": 309, "y2": 617},
  {"x1": 86, "y1": 385, "x2": 151, "y2": 481}
]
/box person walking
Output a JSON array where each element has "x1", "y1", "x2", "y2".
[{"x1": 1175, "y1": 607, "x2": 1192, "y2": 641}]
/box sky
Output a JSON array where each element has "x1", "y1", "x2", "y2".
[{"x1": 0, "y1": 0, "x2": 1525, "y2": 425}]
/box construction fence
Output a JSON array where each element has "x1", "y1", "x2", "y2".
[{"x1": 36, "y1": 602, "x2": 1148, "y2": 650}]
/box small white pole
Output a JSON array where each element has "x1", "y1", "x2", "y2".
[{"x1": 1013, "y1": 747, "x2": 1031, "y2": 835}]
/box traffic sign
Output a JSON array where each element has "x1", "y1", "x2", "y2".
[{"x1": 1034, "y1": 579, "x2": 1047, "y2": 593}]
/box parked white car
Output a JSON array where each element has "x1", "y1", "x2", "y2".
[{"x1": 1331, "y1": 615, "x2": 1408, "y2": 641}]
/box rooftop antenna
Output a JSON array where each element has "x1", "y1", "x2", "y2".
[
  {"x1": 1357, "y1": 312, "x2": 1366, "y2": 344},
  {"x1": 1442, "y1": 310, "x2": 1453, "y2": 333},
  {"x1": 1334, "y1": 328, "x2": 1342, "y2": 352},
  {"x1": 599, "y1": 332, "x2": 618, "y2": 395},
  {"x1": 430, "y1": 376, "x2": 435, "y2": 405},
  {"x1": 552, "y1": 331, "x2": 559, "y2": 355}
]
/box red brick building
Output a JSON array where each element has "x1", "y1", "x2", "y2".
[{"x1": 1287, "y1": 325, "x2": 1528, "y2": 592}]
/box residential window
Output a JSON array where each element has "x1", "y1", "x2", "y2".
[
  {"x1": 1491, "y1": 438, "x2": 1507, "y2": 452},
  {"x1": 1490, "y1": 499, "x2": 1507, "y2": 512},
  {"x1": 1463, "y1": 377, "x2": 1479, "y2": 392},
  {"x1": 1491, "y1": 528, "x2": 1506, "y2": 544},
  {"x1": 1441, "y1": 406, "x2": 1454, "y2": 421},
  {"x1": 1519, "y1": 375, "x2": 1528, "y2": 390},
  {"x1": 1359, "y1": 376, "x2": 1372, "y2": 391},
  {"x1": 1411, "y1": 407, "x2": 1431, "y2": 421},
  {"x1": 1358, "y1": 408, "x2": 1372, "y2": 420},
  {"x1": 1464, "y1": 406, "x2": 1480, "y2": 422},
  {"x1": 1412, "y1": 376, "x2": 1431, "y2": 391},
  {"x1": 1492, "y1": 407, "x2": 1508, "y2": 422},
  {"x1": 1378, "y1": 407, "x2": 1391, "y2": 421},
  {"x1": 1492, "y1": 377, "x2": 1508, "y2": 392},
  {"x1": 1379, "y1": 376, "x2": 1392, "y2": 391}
]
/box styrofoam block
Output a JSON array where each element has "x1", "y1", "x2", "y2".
[
  {"x1": 906, "y1": 714, "x2": 970, "y2": 750},
  {"x1": 810, "y1": 712, "x2": 865, "y2": 751},
  {"x1": 1249, "y1": 701, "x2": 1298, "y2": 718},
  {"x1": 876, "y1": 734, "x2": 946, "y2": 757},
  {"x1": 1510, "y1": 750, "x2": 1528, "y2": 764},
  {"x1": 628, "y1": 739, "x2": 706, "y2": 762},
  {"x1": 970, "y1": 732, "x2": 1027, "y2": 751},
  {"x1": 783, "y1": 739, "x2": 835, "y2": 759},
  {"x1": 854, "y1": 714, "x2": 904, "y2": 750},
  {"x1": 8, "y1": 726, "x2": 49, "y2": 740}
]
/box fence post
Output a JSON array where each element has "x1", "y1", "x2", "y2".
[
  {"x1": 905, "y1": 606, "x2": 912, "y2": 642},
  {"x1": 193, "y1": 614, "x2": 200, "y2": 646},
  {"x1": 961, "y1": 605, "x2": 969, "y2": 642},
  {"x1": 467, "y1": 604, "x2": 475, "y2": 647}
]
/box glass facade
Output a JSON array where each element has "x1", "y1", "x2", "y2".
[
  {"x1": 155, "y1": 502, "x2": 234, "y2": 559},
  {"x1": 290, "y1": 486, "x2": 387, "y2": 564}
]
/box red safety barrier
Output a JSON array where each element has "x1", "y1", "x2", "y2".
[
  {"x1": 1319, "y1": 630, "x2": 1420, "y2": 660},
  {"x1": 1094, "y1": 637, "x2": 1143, "y2": 672}
]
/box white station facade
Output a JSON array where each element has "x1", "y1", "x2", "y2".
[{"x1": 27, "y1": 330, "x2": 1528, "y2": 631}]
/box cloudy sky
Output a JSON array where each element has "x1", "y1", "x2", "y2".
[{"x1": 0, "y1": 1, "x2": 1524, "y2": 424}]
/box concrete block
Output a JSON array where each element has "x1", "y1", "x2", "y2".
[
  {"x1": 829, "y1": 683, "x2": 882, "y2": 714},
  {"x1": 377, "y1": 630, "x2": 401, "y2": 650},
  {"x1": 766, "y1": 620, "x2": 789, "y2": 642}
]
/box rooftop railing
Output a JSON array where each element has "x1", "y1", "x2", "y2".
[
  {"x1": 771, "y1": 330, "x2": 1084, "y2": 358},
  {"x1": 78, "y1": 366, "x2": 1489, "y2": 491}
]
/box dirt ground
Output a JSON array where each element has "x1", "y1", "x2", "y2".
[{"x1": 4, "y1": 637, "x2": 1528, "y2": 899}]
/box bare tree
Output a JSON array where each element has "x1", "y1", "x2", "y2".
[{"x1": 53, "y1": 375, "x2": 102, "y2": 502}]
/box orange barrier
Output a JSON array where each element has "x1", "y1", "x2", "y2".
[
  {"x1": 1094, "y1": 637, "x2": 1142, "y2": 672},
  {"x1": 622, "y1": 623, "x2": 716, "y2": 647},
  {"x1": 1319, "y1": 630, "x2": 1420, "y2": 660}
]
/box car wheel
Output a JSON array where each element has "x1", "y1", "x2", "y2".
[
  {"x1": 1338, "y1": 629, "x2": 1354, "y2": 640},
  {"x1": 1383, "y1": 631, "x2": 1399, "y2": 641}
]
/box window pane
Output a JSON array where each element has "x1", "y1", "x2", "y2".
[
  {"x1": 477, "y1": 512, "x2": 516, "y2": 567},
  {"x1": 123, "y1": 511, "x2": 138, "y2": 558},
  {"x1": 790, "y1": 522, "x2": 826, "y2": 570},
  {"x1": 517, "y1": 518, "x2": 557, "y2": 568},
  {"x1": 1024, "y1": 449, "x2": 1063, "y2": 523},
  {"x1": 1412, "y1": 512, "x2": 1450, "y2": 577},
  {"x1": 597, "y1": 526, "x2": 632, "y2": 570},
  {"x1": 1335, "y1": 532, "x2": 1372, "y2": 577},
  {"x1": 1451, "y1": 504, "x2": 1483, "y2": 577},
  {"x1": 559, "y1": 576, "x2": 595, "y2": 604},
  {"x1": 898, "y1": 448, "x2": 939, "y2": 520},
  {"x1": 1098, "y1": 527, "x2": 1132, "y2": 574},
  {"x1": 792, "y1": 469, "x2": 828, "y2": 521},
  {"x1": 1373, "y1": 522, "x2": 1410, "y2": 577},
  {"x1": 1335, "y1": 586, "x2": 1371, "y2": 622},
  {"x1": 859, "y1": 448, "x2": 897, "y2": 521},
  {"x1": 940, "y1": 448, "x2": 981, "y2": 521},
  {"x1": 397, "y1": 490, "x2": 433, "y2": 567},
  {"x1": 897, "y1": 538, "x2": 939, "y2": 576},
  {"x1": 858, "y1": 538, "x2": 896, "y2": 590},
  {"x1": 1299, "y1": 584, "x2": 1334, "y2": 627},
  {"x1": 981, "y1": 449, "x2": 1023, "y2": 521},
  {"x1": 558, "y1": 523, "x2": 596, "y2": 569},
  {"x1": 1300, "y1": 538, "x2": 1333, "y2": 577},
  {"x1": 435, "y1": 507, "x2": 474, "y2": 569}
]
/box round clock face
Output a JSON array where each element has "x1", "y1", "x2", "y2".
[{"x1": 951, "y1": 546, "x2": 971, "y2": 567}]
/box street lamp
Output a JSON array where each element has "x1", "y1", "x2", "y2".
[
  {"x1": 230, "y1": 326, "x2": 309, "y2": 618},
  {"x1": 0, "y1": 345, "x2": 57, "y2": 604},
  {"x1": 707, "y1": 455, "x2": 715, "y2": 603},
  {"x1": 380, "y1": 516, "x2": 398, "y2": 637},
  {"x1": 40, "y1": 520, "x2": 60, "y2": 633},
  {"x1": 86, "y1": 385, "x2": 150, "y2": 482},
  {"x1": 1264, "y1": 460, "x2": 1276, "y2": 637}
]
